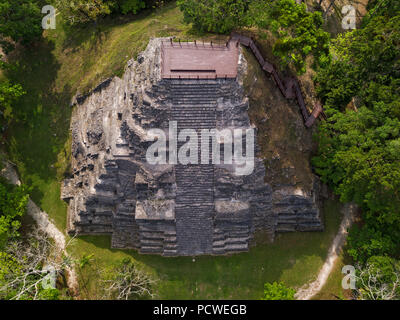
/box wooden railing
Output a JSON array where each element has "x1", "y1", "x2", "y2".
[
  {"x1": 162, "y1": 38, "x2": 231, "y2": 50},
  {"x1": 230, "y1": 32, "x2": 324, "y2": 127}
]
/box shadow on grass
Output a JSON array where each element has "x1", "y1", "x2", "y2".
[{"x1": 5, "y1": 38, "x2": 72, "y2": 197}]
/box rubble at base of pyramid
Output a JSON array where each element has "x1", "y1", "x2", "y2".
[{"x1": 61, "y1": 38, "x2": 323, "y2": 256}]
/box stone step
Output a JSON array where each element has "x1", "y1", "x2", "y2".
[
  {"x1": 173, "y1": 122, "x2": 216, "y2": 126},
  {"x1": 212, "y1": 247, "x2": 226, "y2": 254},
  {"x1": 140, "y1": 239, "x2": 164, "y2": 246},
  {"x1": 82, "y1": 210, "x2": 114, "y2": 217},
  {"x1": 75, "y1": 224, "x2": 113, "y2": 234},
  {"x1": 164, "y1": 236, "x2": 177, "y2": 243},
  {"x1": 171, "y1": 94, "x2": 227, "y2": 99},
  {"x1": 164, "y1": 231, "x2": 177, "y2": 236},
  {"x1": 297, "y1": 223, "x2": 324, "y2": 231},
  {"x1": 140, "y1": 246, "x2": 163, "y2": 254},
  {"x1": 173, "y1": 118, "x2": 215, "y2": 121},
  {"x1": 212, "y1": 238, "x2": 249, "y2": 247},
  {"x1": 171, "y1": 92, "x2": 218, "y2": 95},
  {"x1": 164, "y1": 243, "x2": 177, "y2": 250},
  {"x1": 224, "y1": 243, "x2": 248, "y2": 252},
  {"x1": 172, "y1": 116, "x2": 215, "y2": 120},
  {"x1": 176, "y1": 189, "x2": 214, "y2": 194},
  {"x1": 172, "y1": 117, "x2": 216, "y2": 122},
  {"x1": 169, "y1": 86, "x2": 219, "y2": 90},
  {"x1": 176, "y1": 190, "x2": 214, "y2": 196},
  {"x1": 169, "y1": 84, "x2": 219, "y2": 88},
  {"x1": 141, "y1": 232, "x2": 164, "y2": 240},
  {"x1": 172, "y1": 98, "x2": 217, "y2": 102},
  {"x1": 176, "y1": 185, "x2": 213, "y2": 191},
  {"x1": 171, "y1": 106, "x2": 215, "y2": 110},
  {"x1": 163, "y1": 249, "x2": 178, "y2": 256},
  {"x1": 176, "y1": 189, "x2": 214, "y2": 195},
  {"x1": 176, "y1": 182, "x2": 213, "y2": 187},
  {"x1": 173, "y1": 101, "x2": 217, "y2": 105},
  {"x1": 275, "y1": 224, "x2": 296, "y2": 232},
  {"x1": 176, "y1": 176, "x2": 213, "y2": 180},
  {"x1": 171, "y1": 113, "x2": 216, "y2": 117}
]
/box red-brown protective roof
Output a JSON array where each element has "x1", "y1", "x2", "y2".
[{"x1": 161, "y1": 40, "x2": 239, "y2": 79}]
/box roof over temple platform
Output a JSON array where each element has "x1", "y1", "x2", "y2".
[{"x1": 161, "y1": 39, "x2": 239, "y2": 79}]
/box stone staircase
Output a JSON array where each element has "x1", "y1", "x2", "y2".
[
  {"x1": 168, "y1": 80, "x2": 218, "y2": 255},
  {"x1": 111, "y1": 214, "x2": 140, "y2": 249},
  {"x1": 110, "y1": 160, "x2": 140, "y2": 249},
  {"x1": 274, "y1": 195, "x2": 323, "y2": 233},
  {"x1": 212, "y1": 224, "x2": 250, "y2": 254},
  {"x1": 135, "y1": 223, "x2": 178, "y2": 256}
]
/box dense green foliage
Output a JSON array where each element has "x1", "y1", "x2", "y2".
[
  {"x1": 177, "y1": 0, "x2": 250, "y2": 34},
  {"x1": 262, "y1": 282, "x2": 295, "y2": 300},
  {"x1": 248, "y1": 0, "x2": 330, "y2": 73},
  {"x1": 313, "y1": 0, "x2": 400, "y2": 268},
  {"x1": 0, "y1": 179, "x2": 29, "y2": 249},
  {"x1": 0, "y1": 179, "x2": 28, "y2": 299},
  {"x1": 0, "y1": 0, "x2": 43, "y2": 53},
  {"x1": 177, "y1": 0, "x2": 330, "y2": 74},
  {"x1": 0, "y1": 179, "x2": 64, "y2": 300},
  {"x1": 0, "y1": 81, "x2": 25, "y2": 127},
  {"x1": 116, "y1": 0, "x2": 146, "y2": 14},
  {"x1": 56, "y1": 0, "x2": 113, "y2": 24},
  {"x1": 0, "y1": 60, "x2": 25, "y2": 133},
  {"x1": 357, "y1": 256, "x2": 400, "y2": 300},
  {"x1": 347, "y1": 225, "x2": 398, "y2": 264},
  {"x1": 57, "y1": 0, "x2": 165, "y2": 24}
]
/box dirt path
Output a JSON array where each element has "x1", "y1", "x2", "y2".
[
  {"x1": 295, "y1": 202, "x2": 357, "y2": 300},
  {"x1": 1, "y1": 160, "x2": 79, "y2": 296}
]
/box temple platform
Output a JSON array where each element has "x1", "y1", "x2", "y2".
[{"x1": 161, "y1": 39, "x2": 239, "y2": 79}]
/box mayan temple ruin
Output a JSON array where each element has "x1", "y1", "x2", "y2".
[{"x1": 61, "y1": 37, "x2": 323, "y2": 256}]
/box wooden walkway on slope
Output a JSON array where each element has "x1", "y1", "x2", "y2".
[{"x1": 230, "y1": 32, "x2": 324, "y2": 127}]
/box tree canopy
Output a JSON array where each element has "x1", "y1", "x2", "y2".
[
  {"x1": 248, "y1": 0, "x2": 330, "y2": 73},
  {"x1": 177, "y1": 0, "x2": 251, "y2": 34},
  {"x1": 56, "y1": 0, "x2": 160, "y2": 25},
  {"x1": 312, "y1": 0, "x2": 400, "y2": 266},
  {"x1": 0, "y1": 179, "x2": 29, "y2": 249},
  {"x1": 0, "y1": 0, "x2": 43, "y2": 52},
  {"x1": 262, "y1": 282, "x2": 296, "y2": 300}
]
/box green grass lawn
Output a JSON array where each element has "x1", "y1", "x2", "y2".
[{"x1": 2, "y1": 1, "x2": 344, "y2": 299}]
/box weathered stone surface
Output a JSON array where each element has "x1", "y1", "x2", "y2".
[{"x1": 62, "y1": 38, "x2": 323, "y2": 256}]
